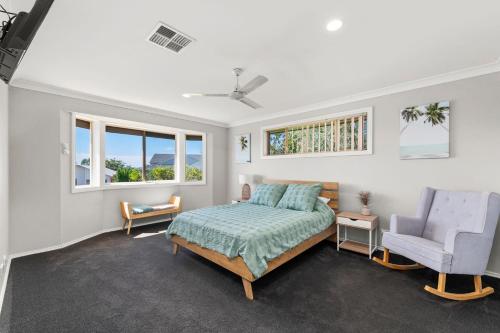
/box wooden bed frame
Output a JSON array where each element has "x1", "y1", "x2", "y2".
[{"x1": 170, "y1": 179, "x2": 339, "y2": 300}]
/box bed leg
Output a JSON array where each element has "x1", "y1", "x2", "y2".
[
  {"x1": 172, "y1": 243, "x2": 179, "y2": 255},
  {"x1": 127, "y1": 219, "x2": 132, "y2": 235},
  {"x1": 242, "y1": 278, "x2": 254, "y2": 300}
]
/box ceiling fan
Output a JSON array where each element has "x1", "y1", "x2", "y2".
[{"x1": 182, "y1": 68, "x2": 268, "y2": 109}]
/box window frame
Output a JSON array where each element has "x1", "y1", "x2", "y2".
[
  {"x1": 70, "y1": 112, "x2": 206, "y2": 193},
  {"x1": 104, "y1": 125, "x2": 178, "y2": 184},
  {"x1": 261, "y1": 107, "x2": 373, "y2": 159},
  {"x1": 72, "y1": 114, "x2": 100, "y2": 192},
  {"x1": 184, "y1": 134, "x2": 205, "y2": 183}
]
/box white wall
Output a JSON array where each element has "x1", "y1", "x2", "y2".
[
  {"x1": 9, "y1": 87, "x2": 228, "y2": 254},
  {"x1": 228, "y1": 72, "x2": 500, "y2": 275},
  {"x1": 0, "y1": 83, "x2": 8, "y2": 288}
]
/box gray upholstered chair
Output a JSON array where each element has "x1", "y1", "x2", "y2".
[{"x1": 374, "y1": 187, "x2": 500, "y2": 300}]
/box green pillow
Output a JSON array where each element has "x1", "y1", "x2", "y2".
[
  {"x1": 276, "y1": 183, "x2": 322, "y2": 212},
  {"x1": 248, "y1": 184, "x2": 288, "y2": 207}
]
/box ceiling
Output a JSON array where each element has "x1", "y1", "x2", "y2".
[{"x1": 9, "y1": 0, "x2": 500, "y2": 126}]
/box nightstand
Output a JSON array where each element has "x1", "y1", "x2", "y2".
[{"x1": 336, "y1": 211, "x2": 379, "y2": 259}]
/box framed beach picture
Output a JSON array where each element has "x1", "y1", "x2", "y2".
[
  {"x1": 400, "y1": 101, "x2": 450, "y2": 159},
  {"x1": 235, "y1": 133, "x2": 251, "y2": 163}
]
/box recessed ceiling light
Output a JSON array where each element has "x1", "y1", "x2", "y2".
[
  {"x1": 326, "y1": 19, "x2": 343, "y2": 32},
  {"x1": 182, "y1": 93, "x2": 191, "y2": 98}
]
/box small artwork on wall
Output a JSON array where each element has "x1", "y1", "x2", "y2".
[
  {"x1": 235, "y1": 133, "x2": 251, "y2": 163},
  {"x1": 400, "y1": 101, "x2": 450, "y2": 159}
]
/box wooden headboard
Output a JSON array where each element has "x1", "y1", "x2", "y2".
[{"x1": 262, "y1": 179, "x2": 339, "y2": 212}]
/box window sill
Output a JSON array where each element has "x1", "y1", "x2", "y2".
[
  {"x1": 72, "y1": 185, "x2": 101, "y2": 194},
  {"x1": 261, "y1": 150, "x2": 372, "y2": 159},
  {"x1": 71, "y1": 181, "x2": 206, "y2": 193},
  {"x1": 103, "y1": 180, "x2": 207, "y2": 190}
]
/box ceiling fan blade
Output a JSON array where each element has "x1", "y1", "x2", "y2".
[
  {"x1": 239, "y1": 97, "x2": 262, "y2": 109},
  {"x1": 182, "y1": 93, "x2": 229, "y2": 98},
  {"x1": 239, "y1": 75, "x2": 268, "y2": 94}
]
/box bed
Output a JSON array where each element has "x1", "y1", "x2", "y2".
[{"x1": 166, "y1": 179, "x2": 338, "y2": 300}]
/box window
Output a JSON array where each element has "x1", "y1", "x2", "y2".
[
  {"x1": 146, "y1": 132, "x2": 176, "y2": 181},
  {"x1": 263, "y1": 108, "x2": 372, "y2": 157},
  {"x1": 74, "y1": 119, "x2": 92, "y2": 186},
  {"x1": 71, "y1": 112, "x2": 206, "y2": 192},
  {"x1": 185, "y1": 135, "x2": 203, "y2": 182},
  {"x1": 105, "y1": 126, "x2": 177, "y2": 183},
  {"x1": 105, "y1": 127, "x2": 144, "y2": 183}
]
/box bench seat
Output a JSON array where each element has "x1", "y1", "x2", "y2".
[{"x1": 120, "y1": 196, "x2": 181, "y2": 235}]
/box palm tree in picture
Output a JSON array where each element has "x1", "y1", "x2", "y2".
[
  {"x1": 400, "y1": 106, "x2": 422, "y2": 135},
  {"x1": 240, "y1": 136, "x2": 248, "y2": 151},
  {"x1": 424, "y1": 102, "x2": 449, "y2": 131}
]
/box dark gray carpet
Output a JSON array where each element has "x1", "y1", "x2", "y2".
[{"x1": 1, "y1": 223, "x2": 500, "y2": 333}]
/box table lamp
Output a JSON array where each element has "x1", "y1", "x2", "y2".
[{"x1": 239, "y1": 174, "x2": 254, "y2": 200}]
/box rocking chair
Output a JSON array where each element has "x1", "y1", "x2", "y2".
[{"x1": 374, "y1": 187, "x2": 500, "y2": 300}]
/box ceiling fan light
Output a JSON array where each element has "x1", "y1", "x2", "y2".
[{"x1": 326, "y1": 19, "x2": 343, "y2": 32}]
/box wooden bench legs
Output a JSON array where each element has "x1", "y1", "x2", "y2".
[
  {"x1": 122, "y1": 218, "x2": 133, "y2": 235},
  {"x1": 242, "y1": 278, "x2": 254, "y2": 300}
]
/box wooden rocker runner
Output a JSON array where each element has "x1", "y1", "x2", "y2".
[{"x1": 373, "y1": 187, "x2": 500, "y2": 301}]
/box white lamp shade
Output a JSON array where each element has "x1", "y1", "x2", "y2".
[{"x1": 238, "y1": 174, "x2": 254, "y2": 185}]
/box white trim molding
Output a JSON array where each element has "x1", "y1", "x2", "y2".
[
  {"x1": 10, "y1": 79, "x2": 229, "y2": 128},
  {"x1": 2, "y1": 225, "x2": 500, "y2": 315},
  {"x1": 230, "y1": 60, "x2": 500, "y2": 127},
  {"x1": 9, "y1": 220, "x2": 165, "y2": 260},
  {"x1": 10, "y1": 61, "x2": 500, "y2": 129},
  {"x1": 0, "y1": 220, "x2": 168, "y2": 316},
  {"x1": 0, "y1": 256, "x2": 11, "y2": 317}
]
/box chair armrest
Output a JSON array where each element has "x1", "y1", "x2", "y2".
[
  {"x1": 444, "y1": 229, "x2": 490, "y2": 253},
  {"x1": 390, "y1": 214, "x2": 426, "y2": 236},
  {"x1": 444, "y1": 229, "x2": 494, "y2": 275}
]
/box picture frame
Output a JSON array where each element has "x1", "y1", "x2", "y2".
[
  {"x1": 400, "y1": 101, "x2": 450, "y2": 159},
  {"x1": 235, "y1": 133, "x2": 251, "y2": 163}
]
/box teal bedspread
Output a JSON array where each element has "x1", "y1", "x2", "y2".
[{"x1": 166, "y1": 200, "x2": 335, "y2": 278}]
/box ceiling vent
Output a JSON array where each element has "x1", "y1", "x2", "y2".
[{"x1": 147, "y1": 23, "x2": 195, "y2": 53}]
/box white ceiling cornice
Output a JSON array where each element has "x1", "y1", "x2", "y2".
[
  {"x1": 229, "y1": 60, "x2": 500, "y2": 127},
  {"x1": 9, "y1": 79, "x2": 230, "y2": 128},
  {"x1": 10, "y1": 60, "x2": 500, "y2": 129}
]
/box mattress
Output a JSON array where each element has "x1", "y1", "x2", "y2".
[{"x1": 166, "y1": 200, "x2": 335, "y2": 278}]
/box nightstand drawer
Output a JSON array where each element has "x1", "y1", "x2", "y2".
[{"x1": 337, "y1": 216, "x2": 372, "y2": 229}]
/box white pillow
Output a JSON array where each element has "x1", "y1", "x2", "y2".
[{"x1": 318, "y1": 196, "x2": 330, "y2": 204}]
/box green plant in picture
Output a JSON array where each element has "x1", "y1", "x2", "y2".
[
  {"x1": 80, "y1": 158, "x2": 90, "y2": 166},
  {"x1": 185, "y1": 166, "x2": 202, "y2": 181},
  {"x1": 424, "y1": 102, "x2": 449, "y2": 130},
  {"x1": 240, "y1": 136, "x2": 248, "y2": 151},
  {"x1": 148, "y1": 166, "x2": 174, "y2": 180},
  {"x1": 400, "y1": 106, "x2": 422, "y2": 134}
]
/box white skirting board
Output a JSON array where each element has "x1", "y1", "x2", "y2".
[
  {"x1": 0, "y1": 256, "x2": 11, "y2": 318},
  {"x1": 9, "y1": 219, "x2": 165, "y2": 259},
  {"x1": 2, "y1": 225, "x2": 500, "y2": 317},
  {"x1": 0, "y1": 219, "x2": 165, "y2": 317}
]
